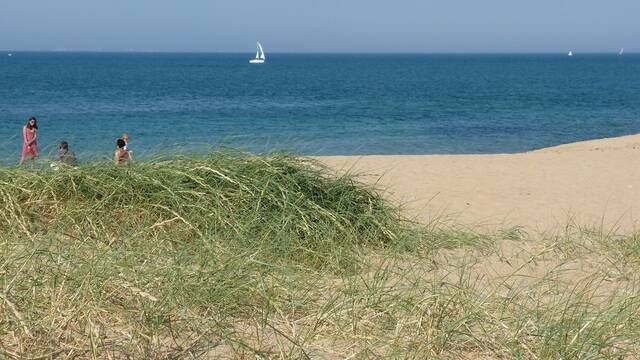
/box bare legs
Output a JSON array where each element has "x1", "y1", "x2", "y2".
[{"x1": 19, "y1": 156, "x2": 37, "y2": 169}]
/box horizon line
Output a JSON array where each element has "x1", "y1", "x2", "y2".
[{"x1": 1, "y1": 50, "x2": 635, "y2": 55}]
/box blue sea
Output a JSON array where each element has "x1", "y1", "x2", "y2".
[{"x1": 1, "y1": 52, "x2": 639, "y2": 164}]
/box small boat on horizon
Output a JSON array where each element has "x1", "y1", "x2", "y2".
[
  {"x1": 619, "y1": 48, "x2": 624, "y2": 56},
  {"x1": 7, "y1": 53, "x2": 12, "y2": 57},
  {"x1": 249, "y1": 42, "x2": 265, "y2": 64},
  {"x1": 568, "y1": 51, "x2": 573, "y2": 57}
]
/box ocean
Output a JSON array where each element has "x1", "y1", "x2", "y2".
[{"x1": 1, "y1": 52, "x2": 639, "y2": 164}]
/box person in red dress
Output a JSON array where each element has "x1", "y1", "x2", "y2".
[{"x1": 20, "y1": 116, "x2": 39, "y2": 167}]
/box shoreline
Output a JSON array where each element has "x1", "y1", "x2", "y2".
[{"x1": 318, "y1": 133, "x2": 640, "y2": 233}]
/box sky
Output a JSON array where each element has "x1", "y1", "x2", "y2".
[{"x1": 1, "y1": 0, "x2": 638, "y2": 53}]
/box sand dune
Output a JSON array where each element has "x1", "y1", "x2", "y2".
[{"x1": 320, "y1": 134, "x2": 640, "y2": 234}]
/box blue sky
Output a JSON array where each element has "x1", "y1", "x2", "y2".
[{"x1": 1, "y1": 0, "x2": 638, "y2": 53}]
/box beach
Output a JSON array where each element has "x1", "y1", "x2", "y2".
[
  {"x1": 4, "y1": 2, "x2": 640, "y2": 356},
  {"x1": 320, "y1": 133, "x2": 640, "y2": 234},
  {"x1": 3, "y1": 136, "x2": 640, "y2": 358}
]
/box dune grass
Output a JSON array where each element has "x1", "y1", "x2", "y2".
[{"x1": 1, "y1": 153, "x2": 639, "y2": 359}]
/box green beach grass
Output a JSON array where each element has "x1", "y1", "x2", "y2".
[{"x1": 1, "y1": 152, "x2": 639, "y2": 358}]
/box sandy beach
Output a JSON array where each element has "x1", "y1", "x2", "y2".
[{"x1": 320, "y1": 134, "x2": 640, "y2": 234}]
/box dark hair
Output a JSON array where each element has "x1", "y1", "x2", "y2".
[
  {"x1": 59, "y1": 141, "x2": 69, "y2": 150},
  {"x1": 117, "y1": 139, "x2": 126, "y2": 149},
  {"x1": 25, "y1": 116, "x2": 38, "y2": 130}
]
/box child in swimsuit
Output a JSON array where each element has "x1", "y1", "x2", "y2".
[{"x1": 114, "y1": 138, "x2": 133, "y2": 165}]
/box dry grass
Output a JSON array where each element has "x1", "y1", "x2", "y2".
[{"x1": 1, "y1": 153, "x2": 639, "y2": 359}]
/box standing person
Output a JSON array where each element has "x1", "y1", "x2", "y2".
[
  {"x1": 122, "y1": 133, "x2": 135, "y2": 159},
  {"x1": 20, "y1": 116, "x2": 39, "y2": 167},
  {"x1": 122, "y1": 133, "x2": 132, "y2": 152},
  {"x1": 114, "y1": 138, "x2": 133, "y2": 165}
]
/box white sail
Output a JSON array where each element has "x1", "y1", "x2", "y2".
[
  {"x1": 249, "y1": 41, "x2": 265, "y2": 64},
  {"x1": 619, "y1": 48, "x2": 624, "y2": 55},
  {"x1": 568, "y1": 51, "x2": 573, "y2": 56}
]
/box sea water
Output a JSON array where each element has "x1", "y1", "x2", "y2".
[{"x1": 1, "y1": 52, "x2": 639, "y2": 164}]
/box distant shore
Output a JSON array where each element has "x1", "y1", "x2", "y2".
[{"x1": 319, "y1": 134, "x2": 640, "y2": 233}]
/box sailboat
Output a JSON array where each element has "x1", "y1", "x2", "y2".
[
  {"x1": 568, "y1": 51, "x2": 573, "y2": 57},
  {"x1": 249, "y1": 42, "x2": 265, "y2": 64},
  {"x1": 619, "y1": 48, "x2": 624, "y2": 56},
  {"x1": 7, "y1": 53, "x2": 12, "y2": 57}
]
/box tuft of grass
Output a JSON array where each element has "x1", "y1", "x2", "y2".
[
  {"x1": 0, "y1": 152, "x2": 419, "y2": 358},
  {"x1": 0, "y1": 152, "x2": 411, "y2": 270}
]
